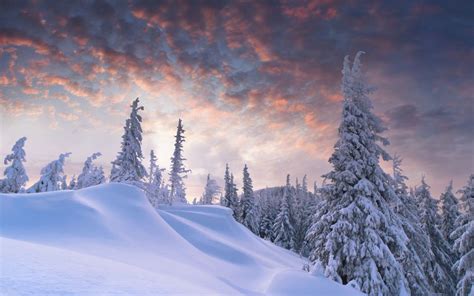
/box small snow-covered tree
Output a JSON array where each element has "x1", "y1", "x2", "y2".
[
  {"x1": 451, "y1": 174, "x2": 474, "y2": 296},
  {"x1": 76, "y1": 152, "x2": 105, "y2": 189},
  {"x1": 440, "y1": 181, "x2": 460, "y2": 246},
  {"x1": 391, "y1": 155, "x2": 432, "y2": 295},
  {"x1": 69, "y1": 175, "x2": 77, "y2": 190},
  {"x1": 416, "y1": 177, "x2": 457, "y2": 295},
  {"x1": 1, "y1": 137, "x2": 28, "y2": 193},
  {"x1": 110, "y1": 98, "x2": 147, "y2": 184},
  {"x1": 27, "y1": 153, "x2": 71, "y2": 193},
  {"x1": 168, "y1": 119, "x2": 190, "y2": 204},
  {"x1": 305, "y1": 53, "x2": 408, "y2": 295},
  {"x1": 241, "y1": 164, "x2": 258, "y2": 233},
  {"x1": 273, "y1": 174, "x2": 295, "y2": 250},
  {"x1": 223, "y1": 164, "x2": 240, "y2": 218},
  {"x1": 146, "y1": 149, "x2": 167, "y2": 207},
  {"x1": 200, "y1": 174, "x2": 220, "y2": 205}
]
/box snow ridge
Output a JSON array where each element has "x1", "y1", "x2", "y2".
[{"x1": 0, "y1": 183, "x2": 360, "y2": 295}]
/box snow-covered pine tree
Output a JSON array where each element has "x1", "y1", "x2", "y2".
[
  {"x1": 146, "y1": 149, "x2": 166, "y2": 207},
  {"x1": 391, "y1": 155, "x2": 432, "y2": 295},
  {"x1": 257, "y1": 188, "x2": 276, "y2": 240},
  {"x1": 169, "y1": 119, "x2": 190, "y2": 204},
  {"x1": 201, "y1": 174, "x2": 220, "y2": 205},
  {"x1": 69, "y1": 175, "x2": 77, "y2": 190},
  {"x1": 110, "y1": 98, "x2": 147, "y2": 184},
  {"x1": 241, "y1": 164, "x2": 258, "y2": 233},
  {"x1": 76, "y1": 152, "x2": 106, "y2": 189},
  {"x1": 415, "y1": 177, "x2": 457, "y2": 294},
  {"x1": 1, "y1": 137, "x2": 28, "y2": 193},
  {"x1": 27, "y1": 153, "x2": 71, "y2": 193},
  {"x1": 305, "y1": 52, "x2": 408, "y2": 295},
  {"x1": 223, "y1": 164, "x2": 239, "y2": 219},
  {"x1": 451, "y1": 174, "x2": 474, "y2": 296},
  {"x1": 273, "y1": 174, "x2": 295, "y2": 250},
  {"x1": 230, "y1": 173, "x2": 241, "y2": 219},
  {"x1": 440, "y1": 181, "x2": 460, "y2": 246},
  {"x1": 61, "y1": 175, "x2": 68, "y2": 190}
]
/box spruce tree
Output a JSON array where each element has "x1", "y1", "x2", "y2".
[
  {"x1": 258, "y1": 188, "x2": 277, "y2": 240},
  {"x1": 223, "y1": 164, "x2": 239, "y2": 218},
  {"x1": 146, "y1": 149, "x2": 166, "y2": 207},
  {"x1": 305, "y1": 52, "x2": 408, "y2": 295},
  {"x1": 169, "y1": 119, "x2": 190, "y2": 204},
  {"x1": 391, "y1": 155, "x2": 432, "y2": 295},
  {"x1": 69, "y1": 175, "x2": 77, "y2": 190},
  {"x1": 1, "y1": 137, "x2": 28, "y2": 193},
  {"x1": 273, "y1": 174, "x2": 295, "y2": 250},
  {"x1": 451, "y1": 174, "x2": 474, "y2": 296},
  {"x1": 201, "y1": 174, "x2": 220, "y2": 205},
  {"x1": 28, "y1": 153, "x2": 71, "y2": 193},
  {"x1": 76, "y1": 152, "x2": 106, "y2": 189},
  {"x1": 241, "y1": 164, "x2": 258, "y2": 233},
  {"x1": 110, "y1": 98, "x2": 147, "y2": 184},
  {"x1": 440, "y1": 181, "x2": 460, "y2": 246},
  {"x1": 415, "y1": 177, "x2": 457, "y2": 294},
  {"x1": 230, "y1": 173, "x2": 240, "y2": 219}
]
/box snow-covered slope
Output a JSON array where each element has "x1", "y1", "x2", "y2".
[{"x1": 0, "y1": 183, "x2": 361, "y2": 295}]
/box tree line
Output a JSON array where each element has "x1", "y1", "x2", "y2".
[{"x1": 1, "y1": 52, "x2": 472, "y2": 296}]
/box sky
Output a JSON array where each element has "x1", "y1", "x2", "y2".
[{"x1": 0, "y1": 0, "x2": 473, "y2": 200}]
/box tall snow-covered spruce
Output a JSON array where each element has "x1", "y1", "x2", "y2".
[
  {"x1": 223, "y1": 164, "x2": 240, "y2": 219},
  {"x1": 241, "y1": 164, "x2": 258, "y2": 233},
  {"x1": 273, "y1": 174, "x2": 295, "y2": 250},
  {"x1": 439, "y1": 181, "x2": 460, "y2": 245},
  {"x1": 391, "y1": 155, "x2": 432, "y2": 295},
  {"x1": 415, "y1": 177, "x2": 457, "y2": 294},
  {"x1": 451, "y1": 174, "x2": 474, "y2": 296},
  {"x1": 169, "y1": 119, "x2": 190, "y2": 204},
  {"x1": 306, "y1": 52, "x2": 408, "y2": 295},
  {"x1": 1, "y1": 137, "x2": 28, "y2": 193},
  {"x1": 27, "y1": 153, "x2": 71, "y2": 193},
  {"x1": 75, "y1": 152, "x2": 106, "y2": 189},
  {"x1": 110, "y1": 98, "x2": 147, "y2": 184}
]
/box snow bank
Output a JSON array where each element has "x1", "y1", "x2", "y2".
[{"x1": 0, "y1": 183, "x2": 361, "y2": 295}]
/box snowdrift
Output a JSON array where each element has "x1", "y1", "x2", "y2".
[{"x1": 0, "y1": 183, "x2": 361, "y2": 295}]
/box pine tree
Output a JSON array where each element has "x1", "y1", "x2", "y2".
[
  {"x1": 1, "y1": 137, "x2": 28, "y2": 193},
  {"x1": 257, "y1": 188, "x2": 277, "y2": 240},
  {"x1": 76, "y1": 152, "x2": 106, "y2": 189},
  {"x1": 440, "y1": 181, "x2": 460, "y2": 246},
  {"x1": 241, "y1": 164, "x2": 258, "y2": 233},
  {"x1": 201, "y1": 174, "x2": 220, "y2": 205},
  {"x1": 451, "y1": 174, "x2": 474, "y2": 296},
  {"x1": 230, "y1": 173, "x2": 240, "y2": 219},
  {"x1": 391, "y1": 155, "x2": 432, "y2": 295},
  {"x1": 146, "y1": 149, "x2": 166, "y2": 207},
  {"x1": 27, "y1": 153, "x2": 71, "y2": 193},
  {"x1": 305, "y1": 52, "x2": 408, "y2": 295},
  {"x1": 223, "y1": 164, "x2": 239, "y2": 218},
  {"x1": 415, "y1": 177, "x2": 457, "y2": 294},
  {"x1": 273, "y1": 174, "x2": 295, "y2": 250},
  {"x1": 169, "y1": 119, "x2": 190, "y2": 204},
  {"x1": 69, "y1": 175, "x2": 77, "y2": 190},
  {"x1": 110, "y1": 98, "x2": 147, "y2": 184}
]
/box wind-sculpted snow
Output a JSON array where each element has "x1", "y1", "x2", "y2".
[{"x1": 0, "y1": 183, "x2": 361, "y2": 295}]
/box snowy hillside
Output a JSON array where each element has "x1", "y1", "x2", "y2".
[{"x1": 0, "y1": 183, "x2": 361, "y2": 295}]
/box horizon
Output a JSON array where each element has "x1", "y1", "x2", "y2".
[{"x1": 1, "y1": 0, "x2": 473, "y2": 199}]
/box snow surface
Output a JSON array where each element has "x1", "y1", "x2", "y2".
[{"x1": 0, "y1": 183, "x2": 361, "y2": 295}]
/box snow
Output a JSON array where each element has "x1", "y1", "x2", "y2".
[{"x1": 0, "y1": 183, "x2": 361, "y2": 295}]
